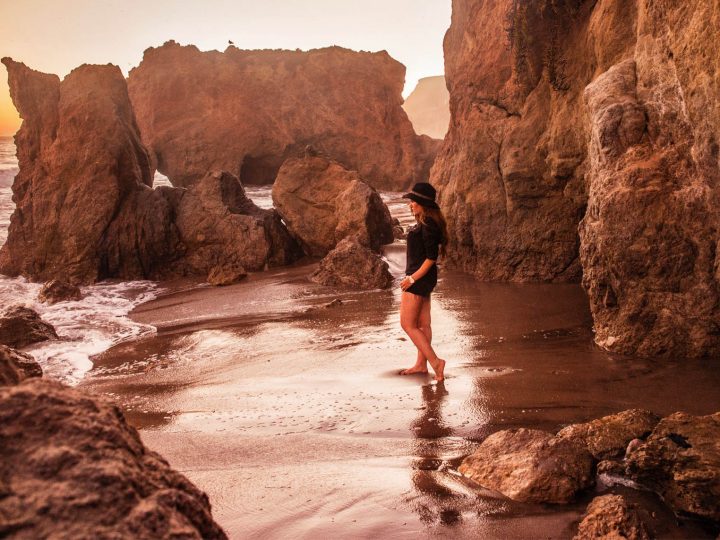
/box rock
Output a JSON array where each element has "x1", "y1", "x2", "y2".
[
  {"x1": 0, "y1": 345, "x2": 42, "y2": 386},
  {"x1": 574, "y1": 494, "x2": 650, "y2": 540},
  {"x1": 176, "y1": 171, "x2": 301, "y2": 274},
  {"x1": 207, "y1": 262, "x2": 247, "y2": 287},
  {"x1": 402, "y1": 75, "x2": 450, "y2": 139},
  {"x1": 0, "y1": 306, "x2": 57, "y2": 349},
  {"x1": 392, "y1": 218, "x2": 406, "y2": 240},
  {"x1": 625, "y1": 411, "x2": 720, "y2": 521},
  {"x1": 432, "y1": 0, "x2": 720, "y2": 357},
  {"x1": 557, "y1": 409, "x2": 660, "y2": 460},
  {"x1": 0, "y1": 59, "x2": 179, "y2": 284},
  {"x1": 272, "y1": 156, "x2": 394, "y2": 257},
  {"x1": 458, "y1": 428, "x2": 594, "y2": 504},
  {"x1": 309, "y1": 237, "x2": 393, "y2": 290},
  {"x1": 127, "y1": 41, "x2": 438, "y2": 190},
  {"x1": 0, "y1": 379, "x2": 227, "y2": 538},
  {"x1": 38, "y1": 280, "x2": 82, "y2": 304}
]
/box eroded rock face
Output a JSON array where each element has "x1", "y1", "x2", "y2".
[
  {"x1": 0, "y1": 58, "x2": 183, "y2": 284},
  {"x1": 38, "y1": 280, "x2": 82, "y2": 304},
  {"x1": 0, "y1": 379, "x2": 227, "y2": 538},
  {"x1": 176, "y1": 171, "x2": 301, "y2": 274},
  {"x1": 0, "y1": 345, "x2": 42, "y2": 386},
  {"x1": 557, "y1": 408, "x2": 660, "y2": 460},
  {"x1": 127, "y1": 41, "x2": 438, "y2": 190},
  {"x1": 458, "y1": 428, "x2": 594, "y2": 504},
  {"x1": 433, "y1": 0, "x2": 720, "y2": 357},
  {"x1": 625, "y1": 412, "x2": 720, "y2": 521},
  {"x1": 0, "y1": 306, "x2": 57, "y2": 349},
  {"x1": 272, "y1": 156, "x2": 394, "y2": 257},
  {"x1": 310, "y1": 237, "x2": 393, "y2": 290},
  {"x1": 574, "y1": 494, "x2": 650, "y2": 540}
]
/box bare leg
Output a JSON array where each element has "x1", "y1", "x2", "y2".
[
  {"x1": 399, "y1": 292, "x2": 445, "y2": 381},
  {"x1": 401, "y1": 295, "x2": 432, "y2": 374}
]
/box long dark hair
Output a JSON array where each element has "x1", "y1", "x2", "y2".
[{"x1": 416, "y1": 205, "x2": 449, "y2": 258}]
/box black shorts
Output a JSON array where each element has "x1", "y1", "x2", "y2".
[{"x1": 406, "y1": 274, "x2": 436, "y2": 297}]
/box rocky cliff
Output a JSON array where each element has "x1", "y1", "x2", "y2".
[
  {"x1": 0, "y1": 59, "x2": 300, "y2": 285},
  {"x1": 402, "y1": 76, "x2": 450, "y2": 139},
  {"x1": 128, "y1": 41, "x2": 438, "y2": 190},
  {"x1": 432, "y1": 0, "x2": 720, "y2": 357}
]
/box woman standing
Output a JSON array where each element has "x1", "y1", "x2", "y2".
[{"x1": 399, "y1": 182, "x2": 448, "y2": 381}]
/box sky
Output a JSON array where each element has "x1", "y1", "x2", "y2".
[{"x1": 0, "y1": 0, "x2": 451, "y2": 136}]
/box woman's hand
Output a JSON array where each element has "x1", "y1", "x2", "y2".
[{"x1": 400, "y1": 276, "x2": 415, "y2": 291}]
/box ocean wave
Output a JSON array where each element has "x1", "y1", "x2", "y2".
[
  {"x1": 1, "y1": 277, "x2": 161, "y2": 385},
  {"x1": 0, "y1": 168, "x2": 17, "y2": 188}
]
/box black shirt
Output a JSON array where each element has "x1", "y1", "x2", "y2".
[{"x1": 405, "y1": 217, "x2": 442, "y2": 277}]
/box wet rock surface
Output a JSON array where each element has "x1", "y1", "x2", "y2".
[
  {"x1": 557, "y1": 408, "x2": 660, "y2": 460},
  {"x1": 273, "y1": 156, "x2": 394, "y2": 257},
  {"x1": 128, "y1": 41, "x2": 437, "y2": 190},
  {"x1": 38, "y1": 280, "x2": 82, "y2": 304},
  {"x1": 625, "y1": 412, "x2": 720, "y2": 522},
  {"x1": 0, "y1": 378, "x2": 227, "y2": 539},
  {"x1": 309, "y1": 237, "x2": 393, "y2": 290},
  {"x1": 0, "y1": 345, "x2": 42, "y2": 386},
  {"x1": 207, "y1": 262, "x2": 248, "y2": 287},
  {"x1": 0, "y1": 306, "x2": 57, "y2": 349},
  {"x1": 574, "y1": 494, "x2": 650, "y2": 540},
  {"x1": 458, "y1": 428, "x2": 594, "y2": 504}
]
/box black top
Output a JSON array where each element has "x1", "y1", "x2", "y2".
[{"x1": 405, "y1": 217, "x2": 442, "y2": 275}]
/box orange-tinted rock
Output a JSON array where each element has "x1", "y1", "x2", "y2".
[
  {"x1": 0, "y1": 58, "x2": 178, "y2": 284},
  {"x1": 310, "y1": 237, "x2": 393, "y2": 290},
  {"x1": 0, "y1": 345, "x2": 42, "y2": 386},
  {"x1": 402, "y1": 76, "x2": 450, "y2": 139},
  {"x1": 272, "y1": 156, "x2": 394, "y2": 257},
  {"x1": 0, "y1": 378, "x2": 227, "y2": 538},
  {"x1": 433, "y1": 0, "x2": 720, "y2": 357},
  {"x1": 128, "y1": 41, "x2": 438, "y2": 190},
  {"x1": 38, "y1": 280, "x2": 82, "y2": 304},
  {"x1": 0, "y1": 306, "x2": 57, "y2": 349},
  {"x1": 574, "y1": 494, "x2": 650, "y2": 540}
]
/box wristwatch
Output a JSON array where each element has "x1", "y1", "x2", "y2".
[{"x1": 408, "y1": 276, "x2": 415, "y2": 284}]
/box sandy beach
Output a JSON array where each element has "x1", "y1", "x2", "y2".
[{"x1": 80, "y1": 257, "x2": 720, "y2": 539}]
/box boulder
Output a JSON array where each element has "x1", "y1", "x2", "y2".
[
  {"x1": 0, "y1": 306, "x2": 57, "y2": 349},
  {"x1": 273, "y1": 156, "x2": 394, "y2": 257},
  {"x1": 574, "y1": 494, "x2": 650, "y2": 540},
  {"x1": 38, "y1": 280, "x2": 83, "y2": 304},
  {"x1": 625, "y1": 411, "x2": 720, "y2": 521},
  {"x1": 0, "y1": 378, "x2": 227, "y2": 538},
  {"x1": 0, "y1": 345, "x2": 42, "y2": 386},
  {"x1": 557, "y1": 409, "x2": 660, "y2": 460},
  {"x1": 458, "y1": 428, "x2": 594, "y2": 504},
  {"x1": 207, "y1": 262, "x2": 248, "y2": 287},
  {"x1": 310, "y1": 237, "x2": 393, "y2": 290},
  {"x1": 127, "y1": 41, "x2": 438, "y2": 190},
  {"x1": 175, "y1": 171, "x2": 302, "y2": 273}
]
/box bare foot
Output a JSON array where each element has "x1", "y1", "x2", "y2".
[
  {"x1": 400, "y1": 365, "x2": 429, "y2": 375},
  {"x1": 433, "y1": 359, "x2": 446, "y2": 381}
]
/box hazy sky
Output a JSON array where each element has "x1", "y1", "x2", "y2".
[{"x1": 0, "y1": 0, "x2": 451, "y2": 136}]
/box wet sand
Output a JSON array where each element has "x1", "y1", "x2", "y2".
[{"x1": 81, "y1": 251, "x2": 720, "y2": 538}]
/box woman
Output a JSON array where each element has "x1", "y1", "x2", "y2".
[{"x1": 399, "y1": 182, "x2": 448, "y2": 381}]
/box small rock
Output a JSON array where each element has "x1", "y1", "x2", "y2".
[
  {"x1": 0, "y1": 345, "x2": 42, "y2": 386},
  {"x1": 557, "y1": 409, "x2": 660, "y2": 460},
  {"x1": 0, "y1": 306, "x2": 58, "y2": 349},
  {"x1": 625, "y1": 411, "x2": 720, "y2": 521},
  {"x1": 38, "y1": 280, "x2": 82, "y2": 304},
  {"x1": 574, "y1": 494, "x2": 649, "y2": 540},
  {"x1": 458, "y1": 428, "x2": 594, "y2": 504},
  {"x1": 207, "y1": 262, "x2": 248, "y2": 286},
  {"x1": 310, "y1": 237, "x2": 393, "y2": 290},
  {"x1": 324, "y1": 299, "x2": 343, "y2": 308}
]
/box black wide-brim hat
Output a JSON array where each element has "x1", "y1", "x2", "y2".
[{"x1": 402, "y1": 182, "x2": 439, "y2": 209}]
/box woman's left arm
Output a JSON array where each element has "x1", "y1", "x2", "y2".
[{"x1": 401, "y1": 259, "x2": 436, "y2": 290}]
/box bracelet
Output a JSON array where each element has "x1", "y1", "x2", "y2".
[{"x1": 408, "y1": 276, "x2": 415, "y2": 284}]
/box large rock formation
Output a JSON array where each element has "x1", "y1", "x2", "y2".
[
  {"x1": 0, "y1": 59, "x2": 300, "y2": 285},
  {"x1": 402, "y1": 76, "x2": 450, "y2": 139},
  {"x1": 127, "y1": 41, "x2": 438, "y2": 190},
  {"x1": 432, "y1": 0, "x2": 720, "y2": 357},
  {"x1": 272, "y1": 155, "x2": 394, "y2": 257},
  {"x1": 310, "y1": 237, "x2": 393, "y2": 290},
  {"x1": 0, "y1": 378, "x2": 227, "y2": 538}
]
